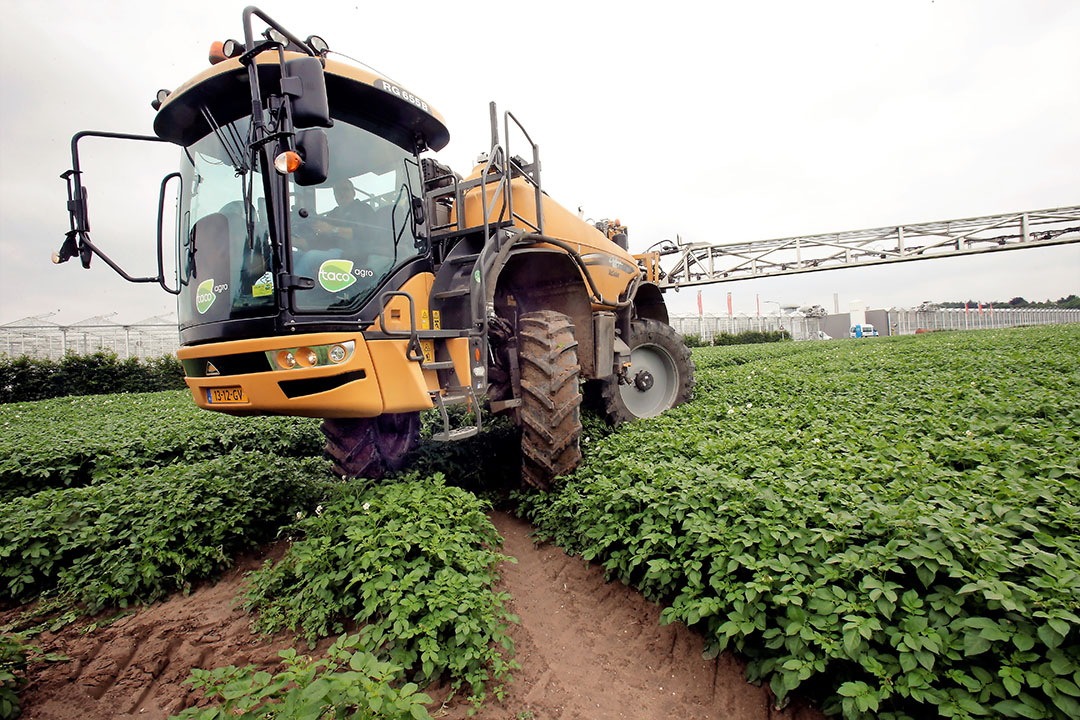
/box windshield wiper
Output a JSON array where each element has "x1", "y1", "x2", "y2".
[{"x1": 199, "y1": 105, "x2": 249, "y2": 174}]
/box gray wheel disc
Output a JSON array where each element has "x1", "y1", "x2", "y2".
[{"x1": 619, "y1": 342, "x2": 679, "y2": 418}]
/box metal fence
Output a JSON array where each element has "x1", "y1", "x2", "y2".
[
  {"x1": 1, "y1": 315, "x2": 179, "y2": 360},
  {"x1": 889, "y1": 307, "x2": 1080, "y2": 335},
  {"x1": 673, "y1": 307, "x2": 1079, "y2": 342},
  {"x1": 670, "y1": 314, "x2": 826, "y2": 342},
  {"x1": 3, "y1": 306, "x2": 1076, "y2": 360}
]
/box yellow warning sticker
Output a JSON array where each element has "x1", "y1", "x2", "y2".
[
  {"x1": 432, "y1": 310, "x2": 441, "y2": 330},
  {"x1": 252, "y1": 271, "x2": 274, "y2": 298},
  {"x1": 420, "y1": 340, "x2": 435, "y2": 363},
  {"x1": 420, "y1": 309, "x2": 429, "y2": 330}
]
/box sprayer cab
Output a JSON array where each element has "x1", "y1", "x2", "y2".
[
  {"x1": 155, "y1": 20, "x2": 452, "y2": 348},
  {"x1": 54, "y1": 6, "x2": 693, "y2": 487},
  {"x1": 57, "y1": 7, "x2": 450, "y2": 349}
]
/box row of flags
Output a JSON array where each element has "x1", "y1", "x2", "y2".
[{"x1": 698, "y1": 290, "x2": 738, "y2": 317}]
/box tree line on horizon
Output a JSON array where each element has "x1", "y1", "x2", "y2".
[{"x1": 937, "y1": 294, "x2": 1079, "y2": 310}]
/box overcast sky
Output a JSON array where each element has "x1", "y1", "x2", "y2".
[{"x1": 1, "y1": 0, "x2": 1076, "y2": 326}]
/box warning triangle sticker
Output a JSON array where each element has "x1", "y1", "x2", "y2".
[{"x1": 206, "y1": 362, "x2": 220, "y2": 376}]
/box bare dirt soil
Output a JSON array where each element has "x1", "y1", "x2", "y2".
[
  {"x1": 13, "y1": 513, "x2": 823, "y2": 720},
  {"x1": 433, "y1": 513, "x2": 822, "y2": 720},
  {"x1": 13, "y1": 543, "x2": 301, "y2": 719}
]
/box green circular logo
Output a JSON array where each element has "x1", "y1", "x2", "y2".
[
  {"x1": 318, "y1": 259, "x2": 357, "y2": 292},
  {"x1": 196, "y1": 279, "x2": 216, "y2": 314}
]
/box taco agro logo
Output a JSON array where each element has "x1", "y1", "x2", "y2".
[
  {"x1": 196, "y1": 279, "x2": 216, "y2": 314},
  {"x1": 318, "y1": 259, "x2": 357, "y2": 292}
]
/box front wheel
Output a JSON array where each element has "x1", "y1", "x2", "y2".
[
  {"x1": 589, "y1": 319, "x2": 695, "y2": 424},
  {"x1": 321, "y1": 412, "x2": 421, "y2": 479}
]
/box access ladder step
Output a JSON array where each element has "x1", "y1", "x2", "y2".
[
  {"x1": 432, "y1": 288, "x2": 470, "y2": 300},
  {"x1": 420, "y1": 360, "x2": 456, "y2": 371},
  {"x1": 416, "y1": 329, "x2": 470, "y2": 339},
  {"x1": 432, "y1": 426, "x2": 480, "y2": 441},
  {"x1": 429, "y1": 385, "x2": 483, "y2": 442},
  {"x1": 446, "y1": 253, "x2": 481, "y2": 265}
]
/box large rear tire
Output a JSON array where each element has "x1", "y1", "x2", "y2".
[
  {"x1": 589, "y1": 318, "x2": 694, "y2": 425},
  {"x1": 321, "y1": 412, "x2": 421, "y2": 479},
  {"x1": 518, "y1": 311, "x2": 583, "y2": 490}
]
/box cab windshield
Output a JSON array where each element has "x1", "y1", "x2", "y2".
[
  {"x1": 177, "y1": 116, "x2": 271, "y2": 328},
  {"x1": 176, "y1": 114, "x2": 424, "y2": 327},
  {"x1": 289, "y1": 121, "x2": 424, "y2": 313}
]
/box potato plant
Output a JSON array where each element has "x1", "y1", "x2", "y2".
[
  {"x1": 521, "y1": 326, "x2": 1080, "y2": 719},
  {"x1": 0, "y1": 452, "x2": 332, "y2": 609},
  {"x1": 244, "y1": 474, "x2": 517, "y2": 705},
  {"x1": 0, "y1": 391, "x2": 323, "y2": 500},
  {"x1": 171, "y1": 635, "x2": 433, "y2": 720}
]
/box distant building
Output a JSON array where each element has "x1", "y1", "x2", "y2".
[{"x1": 824, "y1": 310, "x2": 891, "y2": 339}]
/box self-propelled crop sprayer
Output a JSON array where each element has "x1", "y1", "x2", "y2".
[{"x1": 55, "y1": 7, "x2": 694, "y2": 487}]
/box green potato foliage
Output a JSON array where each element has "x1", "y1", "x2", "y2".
[
  {"x1": 171, "y1": 635, "x2": 433, "y2": 720},
  {"x1": 0, "y1": 391, "x2": 323, "y2": 500},
  {"x1": 244, "y1": 475, "x2": 517, "y2": 705},
  {"x1": 520, "y1": 326, "x2": 1080, "y2": 720},
  {"x1": 0, "y1": 631, "x2": 65, "y2": 720},
  {"x1": 0, "y1": 452, "x2": 332, "y2": 610},
  {"x1": 0, "y1": 633, "x2": 29, "y2": 720}
]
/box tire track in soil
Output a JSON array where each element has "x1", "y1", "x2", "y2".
[
  {"x1": 432, "y1": 512, "x2": 823, "y2": 720},
  {"x1": 15, "y1": 542, "x2": 299, "y2": 720}
]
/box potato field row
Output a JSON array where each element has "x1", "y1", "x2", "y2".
[
  {"x1": 525, "y1": 325, "x2": 1080, "y2": 719},
  {"x1": 2, "y1": 324, "x2": 1078, "y2": 719}
]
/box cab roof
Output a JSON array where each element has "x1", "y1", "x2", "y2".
[{"x1": 153, "y1": 53, "x2": 449, "y2": 151}]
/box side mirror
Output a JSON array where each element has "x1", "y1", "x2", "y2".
[
  {"x1": 294, "y1": 129, "x2": 329, "y2": 187},
  {"x1": 156, "y1": 172, "x2": 182, "y2": 294},
  {"x1": 282, "y1": 57, "x2": 331, "y2": 129}
]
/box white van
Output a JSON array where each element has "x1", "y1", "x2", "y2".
[{"x1": 849, "y1": 324, "x2": 879, "y2": 338}]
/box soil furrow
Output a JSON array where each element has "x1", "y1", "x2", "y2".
[
  {"x1": 14, "y1": 512, "x2": 823, "y2": 720},
  {"x1": 435, "y1": 511, "x2": 822, "y2": 720}
]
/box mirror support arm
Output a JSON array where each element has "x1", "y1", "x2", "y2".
[{"x1": 57, "y1": 130, "x2": 172, "y2": 287}]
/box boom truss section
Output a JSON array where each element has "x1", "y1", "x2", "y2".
[{"x1": 657, "y1": 205, "x2": 1080, "y2": 288}]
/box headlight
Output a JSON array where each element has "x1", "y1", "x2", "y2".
[
  {"x1": 268, "y1": 341, "x2": 355, "y2": 370},
  {"x1": 276, "y1": 350, "x2": 297, "y2": 369}
]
